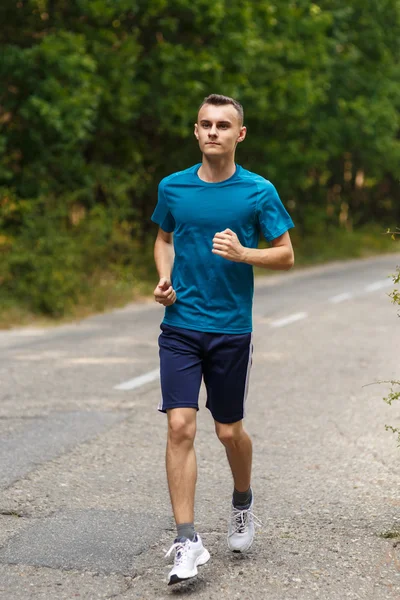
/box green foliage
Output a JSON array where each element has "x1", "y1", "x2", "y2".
[
  {"x1": 383, "y1": 379, "x2": 400, "y2": 447},
  {"x1": 386, "y1": 255, "x2": 400, "y2": 445},
  {"x1": 0, "y1": 0, "x2": 400, "y2": 318},
  {"x1": 383, "y1": 382, "x2": 400, "y2": 410},
  {"x1": 0, "y1": 190, "x2": 155, "y2": 317},
  {"x1": 289, "y1": 224, "x2": 397, "y2": 266},
  {"x1": 380, "y1": 530, "x2": 400, "y2": 540},
  {"x1": 388, "y1": 263, "x2": 400, "y2": 310},
  {"x1": 381, "y1": 233, "x2": 400, "y2": 446}
]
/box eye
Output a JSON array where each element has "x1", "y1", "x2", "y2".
[
  {"x1": 219, "y1": 124, "x2": 229, "y2": 130},
  {"x1": 201, "y1": 122, "x2": 211, "y2": 128}
]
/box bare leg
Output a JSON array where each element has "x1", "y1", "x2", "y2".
[
  {"x1": 215, "y1": 420, "x2": 252, "y2": 492},
  {"x1": 166, "y1": 408, "x2": 197, "y2": 524}
]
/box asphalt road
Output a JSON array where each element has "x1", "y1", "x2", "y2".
[{"x1": 0, "y1": 253, "x2": 400, "y2": 599}]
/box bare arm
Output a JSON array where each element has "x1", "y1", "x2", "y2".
[
  {"x1": 242, "y1": 231, "x2": 294, "y2": 270},
  {"x1": 212, "y1": 229, "x2": 294, "y2": 271},
  {"x1": 154, "y1": 228, "x2": 174, "y2": 279},
  {"x1": 153, "y1": 228, "x2": 177, "y2": 306}
]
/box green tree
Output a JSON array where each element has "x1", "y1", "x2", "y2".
[{"x1": 1, "y1": 0, "x2": 400, "y2": 317}]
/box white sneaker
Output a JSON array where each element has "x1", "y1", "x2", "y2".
[
  {"x1": 227, "y1": 495, "x2": 261, "y2": 552},
  {"x1": 165, "y1": 534, "x2": 210, "y2": 585}
]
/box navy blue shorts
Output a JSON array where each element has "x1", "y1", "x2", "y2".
[{"x1": 158, "y1": 323, "x2": 253, "y2": 424}]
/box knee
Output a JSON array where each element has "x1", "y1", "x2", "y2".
[
  {"x1": 215, "y1": 422, "x2": 243, "y2": 448},
  {"x1": 167, "y1": 411, "x2": 196, "y2": 446}
]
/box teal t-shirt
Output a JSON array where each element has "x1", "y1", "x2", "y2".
[{"x1": 151, "y1": 163, "x2": 294, "y2": 334}]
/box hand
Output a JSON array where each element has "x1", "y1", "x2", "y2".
[
  {"x1": 212, "y1": 229, "x2": 246, "y2": 262},
  {"x1": 154, "y1": 277, "x2": 177, "y2": 306}
]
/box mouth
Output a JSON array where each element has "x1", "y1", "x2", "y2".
[{"x1": 206, "y1": 142, "x2": 220, "y2": 145}]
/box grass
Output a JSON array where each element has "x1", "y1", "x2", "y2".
[
  {"x1": 0, "y1": 273, "x2": 155, "y2": 330},
  {"x1": 294, "y1": 225, "x2": 398, "y2": 265},
  {"x1": 379, "y1": 530, "x2": 400, "y2": 540}
]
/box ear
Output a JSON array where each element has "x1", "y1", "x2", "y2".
[
  {"x1": 237, "y1": 126, "x2": 247, "y2": 143},
  {"x1": 194, "y1": 123, "x2": 199, "y2": 140}
]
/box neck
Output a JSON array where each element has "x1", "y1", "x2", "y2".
[{"x1": 198, "y1": 155, "x2": 236, "y2": 183}]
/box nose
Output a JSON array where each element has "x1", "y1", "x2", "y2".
[{"x1": 208, "y1": 124, "x2": 218, "y2": 137}]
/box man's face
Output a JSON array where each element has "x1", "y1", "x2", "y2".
[{"x1": 194, "y1": 103, "x2": 246, "y2": 157}]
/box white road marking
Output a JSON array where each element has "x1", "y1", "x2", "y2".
[
  {"x1": 365, "y1": 279, "x2": 393, "y2": 292},
  {"x1": 114, "y1": 368, "x2": 159, "y2": 391},
  {"x1": 270, "y1": 312, "x2": 308, "y2": 328},
  {"x1": 330, "y1": 292, "x2": 353, "y2": 304}
]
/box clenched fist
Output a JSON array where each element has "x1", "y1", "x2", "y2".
[
  {"x1": 212, "y1": 228, "x2": 246, "y2": 262},
  {"x1": 154, "y1": 277, "x2": 177, "y2": 306}
]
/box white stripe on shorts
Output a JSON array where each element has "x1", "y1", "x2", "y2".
[{"x1": 242, "y1": 334, "x2": 253, "y2": 418}]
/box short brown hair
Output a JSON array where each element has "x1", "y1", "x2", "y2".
[{"x1": 199, "y1": 94, "x2": 244, "y2": 124}]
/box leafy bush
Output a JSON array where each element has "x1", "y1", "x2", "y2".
[
  {"x1": 1, "y1": 1, "x2": 400, "y2": 319},
  {"x1": 0, "y1": 193, "x2": 155, "y2": 318}
]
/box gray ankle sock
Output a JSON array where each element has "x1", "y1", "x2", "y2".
[
  {"x1": 177, "y1": 522, "x2": 196, "y2": 541},
  {"x1": 233, "y1": 487, "x2": 252, "y2": 508}
]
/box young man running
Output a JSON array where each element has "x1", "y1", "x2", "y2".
[{"x1": 151, "y1": 94, "x2": 294, "y2": 585}]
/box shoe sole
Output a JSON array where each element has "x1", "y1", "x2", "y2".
[
  {"x1": 168, "y1": 549, "x2": 210, "y2": 586},
  {"x1": 228, "y1": 541, "x2": 254, "y2": 553}
]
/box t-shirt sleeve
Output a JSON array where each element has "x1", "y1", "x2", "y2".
[
  {"x1": 256, "y1": 181, "x2": 294, "y2": 241},
  {"x1": 151, "y1": 179, "x2": 175, "y2": 233}
]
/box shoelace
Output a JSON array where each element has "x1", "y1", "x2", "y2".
[
  {"x1": 165, "y1": 540, "x2": 190, "y2": 565},
  {"x1": 229, "y1": 506, "x2": 263, "y2": 535}
]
